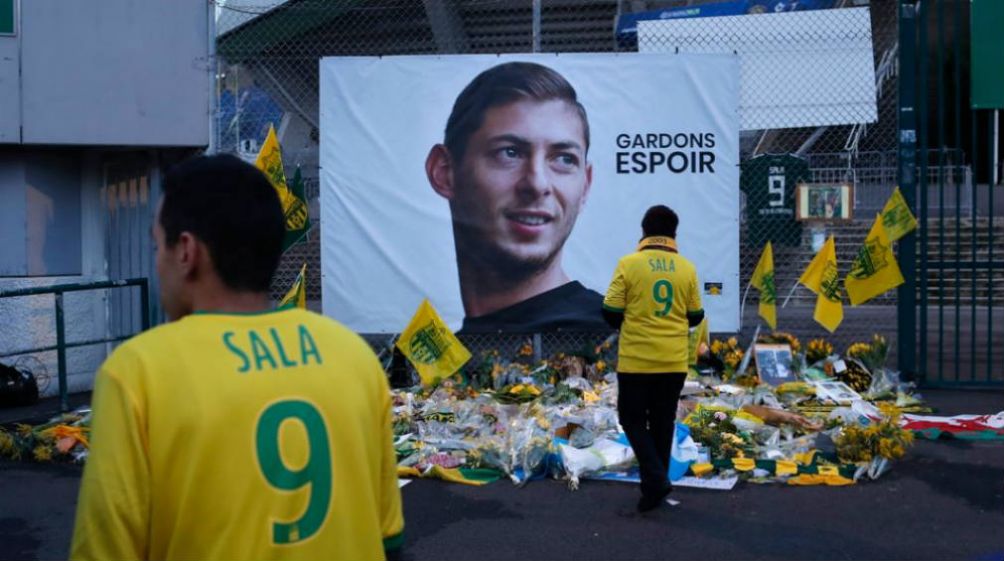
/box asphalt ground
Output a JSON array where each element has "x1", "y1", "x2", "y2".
[{"x1": 1, "y1": 389, "x2": 1002, "y2": 561}]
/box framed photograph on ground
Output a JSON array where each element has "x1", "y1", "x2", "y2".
[
  {"x1": 753, "y1": 343, "x2": 795, "y2": 386},
  {"x1": 796, "y1": 183, "x2": 853, "y2": 221},
  {"x1": 813, "y1": 380, "x2": 862, "y2": 404}
]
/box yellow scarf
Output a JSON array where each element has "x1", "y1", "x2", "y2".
[{"x1": 637, "y1": 236, "x2": 678, "y2": 252}]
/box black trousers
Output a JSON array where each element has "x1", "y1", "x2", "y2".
[{"x1": 617, "y1": 373, "x2": 686, "y2": 497}]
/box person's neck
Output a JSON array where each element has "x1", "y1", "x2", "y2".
[
  {"x1": 189, "y1": 284, "x2": 272, "y2": 315},
  {"x1": 457, "y1": 257, "x2": 570, "y2": 318}
]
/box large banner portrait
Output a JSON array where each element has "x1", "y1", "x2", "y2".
[{"x1": 320, "y1": 53, "x2": 740, "y2": 334}]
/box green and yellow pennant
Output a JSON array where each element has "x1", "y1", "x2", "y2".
[
  {"x1": 396, "y1": 299, "x2": 471, "y2": 386},
  {"x1": 254, "y1": 124, "x2": 311, "y2": 251},
  {"x1": 845, "y1": 215, "x2": 905, "y2": 306},
  {"x1": 798, "y1": 236, "x2": 843, "y2": 332},
  {"x1": 751, "y1": 241, "x2": 777, "y2": 329},
  {"x1": 879, "y1": 187, "x2": 918, "y2": 242},
  {"x1": 277, "y1": 263, "x2": 307, "y2": 310}
]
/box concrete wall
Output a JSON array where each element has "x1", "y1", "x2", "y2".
[
  {"x1": 1, "y1": 0, "x2": 210, "y2": 147},
  {"x1": 0, "y1": 151, "x2": 109, "y2": 397},
  {"x1": 0, "y1": 34, "x2": 16, "y2": 142}
]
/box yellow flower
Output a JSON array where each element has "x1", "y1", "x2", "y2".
[
  {"x1": 722, "y1": 433, "x2": 744, "y2": 445},
  {"x1": 727, "y1": 337, "x2": 738, "y2": 348},
  {"x1": 582, "y1": 390, "x2": 600, "y2": 404},
  {"x1": 724, "y1": 349, "x2": 744, "y2": 369},
  {"x1": 33, "y1": 445, "x2": 53, "y2": 463},
  {"x1": 596, "y1": 360, "x2": 607, "y2": 372},
  {"x1": 510, "y1": 384, "x2": 525, "y2": 394},
  {"x1": 527, "y1": 385, "x2": 541, "y2": 396},
  {"x1": 519, "y1": 343, "x2": 533, "y2": 356},
  {"x1": 0, "y1": 430, "x2": 13, "y2": 456}
]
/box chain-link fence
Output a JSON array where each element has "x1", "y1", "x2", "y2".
[{"x1": 215, "y1": 0, "x2": 908, "y2": 364}]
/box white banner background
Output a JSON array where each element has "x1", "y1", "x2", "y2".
[{"x1": 321, "y1": 53, "x2": 740, "y2": 333}]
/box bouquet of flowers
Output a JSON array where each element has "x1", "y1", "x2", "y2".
[
  {"x1": 834, "y1": 404, "x2": 914, "y2": 465},
  {"x1": 0, "y1": 410, "x2": 91, "y2": 463},
  {"x1": 684, "y1": 406, "x2": 755, "y2": 460},
  {"x1": 758, "y1": 331, "x2": 802, "y2": 355},
  {"x1": 845, "y1": 334, "x2": 889, "y2": 372},
  {"x1": 805, "y1": 338, "x2": 834, "y2": 365},
  {"x1": 710, "y1": 337, "x2": 756, "y2": 385}
]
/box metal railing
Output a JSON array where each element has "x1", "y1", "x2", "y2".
[{"x1": 0, "y1": 278, "x2": 150, "y2": 412}]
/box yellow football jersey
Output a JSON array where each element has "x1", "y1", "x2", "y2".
[
  {"x1": 71, "y1": 308, "x2": 403, "y2": 561},
  {"x1": 603, "y1": 239, "x2": 703, "y2": 373}
]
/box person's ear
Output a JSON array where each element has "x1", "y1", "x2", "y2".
[
  {"x1": 426, "y1": 144, "x2": 456, "y2": 200},
  {"x1": 175, "y1": 232, "x2": 201, "y2": 280}
]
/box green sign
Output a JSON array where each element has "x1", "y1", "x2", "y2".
[
  {"x1": 0, "y1": 0, "x2": 13, "y2": 35},
  {"x1": 972, "y1": 0, "x2": 1004, "y2": 109}
]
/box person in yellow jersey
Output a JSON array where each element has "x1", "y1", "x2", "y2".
[
  {"x1": 70, "y1": 155, "x2": 404, "y2": 561},
  {"x1": 602, "y1": 205, "x2": 704, "y2": 512}
]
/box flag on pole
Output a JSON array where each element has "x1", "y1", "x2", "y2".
[
  {"x1": 255, "y1": 124, "x2": 310, "y2": 251},
  {"x1": 879, "y1": 187, "x2": 918, "y2": 242},
  {"x1": 278, "y1": 263, "x2": 307, "y2": 310},
  {"x1": 255, "y1": 124, "x2": 289, "y2": 199},
  {"x1": 845, "y1": 215, "x2": 905, "y2": 306},
  {"x1": 283, "y1": 167, "x2": 311, "y2": 249},
  {"x1": 798, "y1": 236, "x2": 843, "y2": 332},
  {"x1": 750, "y1": 241, "x2": 777, "y2": 329},
  {"x1": 396, "y1": 299, "x2": 471, "y2": 386}
]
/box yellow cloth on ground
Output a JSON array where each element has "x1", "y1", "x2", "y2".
[{"x1": 787, "y1": 473, "x2": 855, "y2": 486}]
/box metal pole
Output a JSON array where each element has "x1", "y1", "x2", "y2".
[
  {"x1": 140, "y1": 278, "x2": 151, "y2": 331},
  {"x1": 55, "y1": 292, "x2": 68, "y2": 413},
  {"x1": 532, "y1": 0, "x2": 541, "y2": 53},
  {"x1": 896, "y1": 0, "x2": 918, "y2": 382},
  {"x1": 207, "y1": 0, "x2": 218, "y2": 155},
  {"x1": 994, "y1": 110, "x2": 1000, "y2": 186}
]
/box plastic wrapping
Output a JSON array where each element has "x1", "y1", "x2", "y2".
[{"x1": 558, "y1": 437, "x2": 636, "y2": 490}]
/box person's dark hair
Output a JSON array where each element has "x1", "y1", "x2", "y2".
[
  {"x1": 444, "y1": 62, "x2": 590, "y2": 162},
  {"x1": 160, "y1": 154, "x2": 284, "y2": 292},
  {"x1": 642, "y1": 205, "x2": 679, "y2": 238}
]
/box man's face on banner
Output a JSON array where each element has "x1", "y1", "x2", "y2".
[{"x1": 447, "y1": 99, "x2": 592, "y2": 276}]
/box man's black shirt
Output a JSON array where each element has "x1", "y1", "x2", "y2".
[{"x1": 459, "y1": 281, "x2": 611, "y2": 334}]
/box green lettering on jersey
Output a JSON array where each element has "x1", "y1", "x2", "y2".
[
  {"x1": 649, "y1": 258, "x2": 676, "y2": 273},
  {"x1": 250, "y1": 330, "x2": 278, "y2": 371},
  {"x1": 299, "y1": 325, "x2": 322, "y2": 365},
  {"x1": 270, "y1": 328, "x2": 297, "y2": 368},
  {"x1": 222, "y1": 331, "x2": 250, "y2": 373}
]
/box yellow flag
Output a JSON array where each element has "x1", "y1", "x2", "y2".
[
  {"x1": 277, "y1": 263, "x2": 307, "y2": 310},
  {"x1": 845, "y1": 215, "x2": 905, "y2": 306},
  {"x1": 798, "y1": 236, "x2": 843, "y2": 332},
  {"x1": 750, "y1": 242, "x2": 777, "y2": 329},
  {"x1": 688, "y1": 317, "x2": 709, "y2": 365},
  {"x1": 396, "y1": 299, "x2": 471, "y2": 386},
  {"x1": 254, "y1": 124, "x2": 295, "y2": 212},
  {"x1": 879, "y1": 187, "x2": 918, "y2": 242}
]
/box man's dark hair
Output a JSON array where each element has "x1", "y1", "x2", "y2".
[
  {"x1": 642, "y1": 205, "x2": 679, "y2": 238},
  {"x1": 444, "y1": 62, "x2": 590, "y2": 162},
  {"x1": 160, "y1": 154, "x2": 284, "y2": 292}
]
